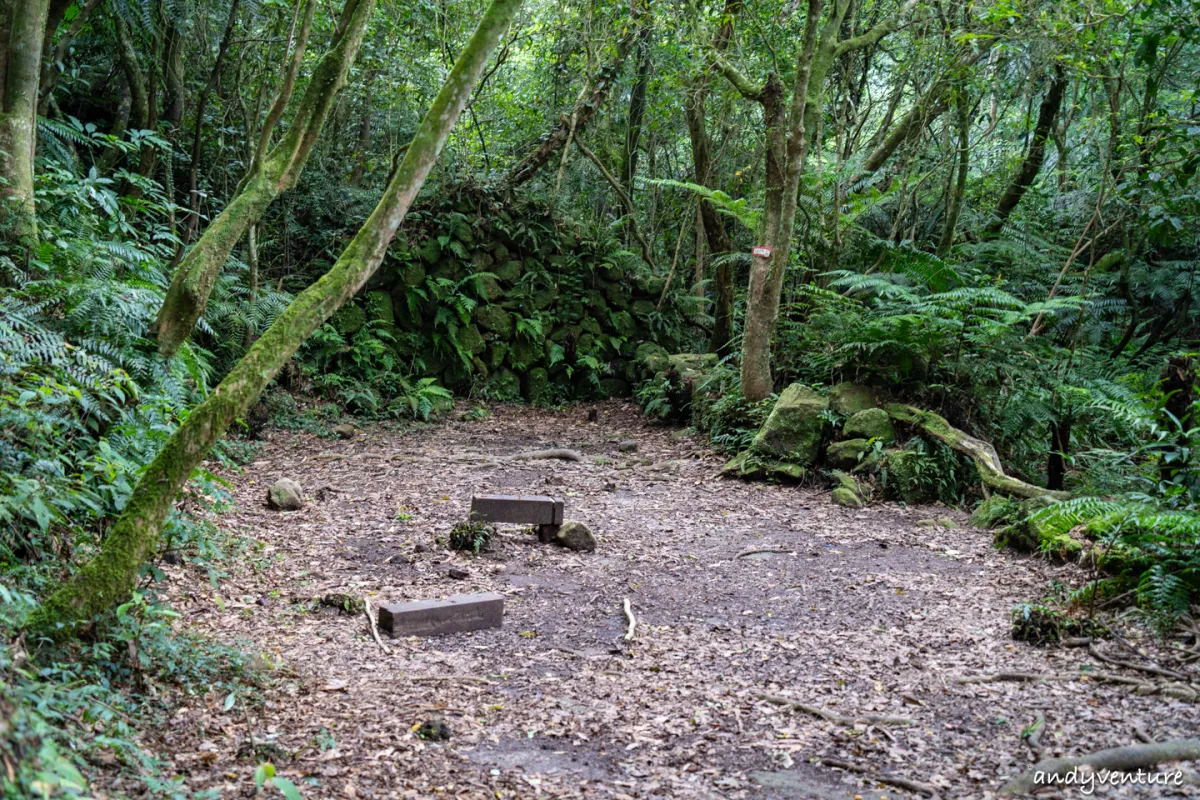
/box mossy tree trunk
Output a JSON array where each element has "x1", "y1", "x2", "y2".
[
  {"x1": 152, "y1": 0, "x2": 365, "y2": 358},
  {"x1": 720, "y1": 0, "x2": 916, "y2": 401},
  {"x1": 28, "y1": 0, "x2": 523, "y2": 641},
  {"x1": 0, "y1": 0, "x2": 51, "y2": 248}
]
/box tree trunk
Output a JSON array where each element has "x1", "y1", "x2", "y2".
[
  {"x1": 153, "y1": 0, "x2": 369, "y2": 358},
  {"x1": 1047, "y1": 417, "x2": 1070, "y2": 491},
  {"x1": 501, "y1": 26, "x2": 637, "y2": 190},
  {"x1": 982, "y1": 64, "x2": 1066, "y2": 238},
  {"x1": 936, "y1": 89, "x2": 970, "y2": 257},
  {"x1": 37, "y1": 0, "x2": 101, "y2": 116},
  {"x1": 28, "y1": 0, "x2": 523, "y2": 641},
  {"x1": 1159, "y1": 355, "x2": 1196, "y2": 482},
  {"x1": 0, "y1": 0, "x2": 51, "y2": 246},
  {"x1": 688, "y1": 0, "x2": 738, "y2": 356},
  {"x1": 618, "y1": 0, "x2": 651, "y2": 198}
]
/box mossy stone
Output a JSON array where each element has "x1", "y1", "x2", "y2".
[
  {"x1": 832, "y1": 487, "x2": 864, "y2": 508},
  {"x1": 828, "y1": 382, "x2": 880, "y2": 416},
  {"x1": 477, "y1": 274, "x2": 504, "y2": 302},
  {"x1": 720, "y1": 450, "x2": 805, "y2": 482},
  {"x1": 365, "y1": 290, "x2": 394, "y2": 325},
  {"x1": 494, "y1": 259, "x2": 523, "y2": 282},
  {"x1": 418, "y1": 239, "x2": 441, "y2": 263},
  {"x1": 581, "y1": 316, "x2": 603, "y2": 336},
  {"x1": 599, "y1": 378, "x2": 630, "y2": 398},
  {"x1": 635, "y1": 341, "x2": 670, "y2": 378},
  {"x1": 844, "y1": 408, "x2": 895, "y2": 443},
  {"x1": 826, "y1": 438, "x2": 870, "y2": 470},
  {"x1": 636, "y1": 274, "x2": 666, "y2": 296},
  {"x1": 631, "y1": 299, "x2": 656, "y2": 317},
  {"x1": 400, "y1": 260, "x2": 426, "y2": 287},
  {"x1": 471, "y1": 250, "x2": 494, "y2": 272},
  {"x1": 451, "y1": 220, "x2": 475, "y2": 245},
  {"x1": 458, "y1": 324, "x2": 486, "y2": 356},
  {"x1": 750, "y1": 383, "x2": 827, "y2": 466},
  {"x1": 522, "y1": 367, "x2": 550, "y2": 402},
  {"x1": 474, "y1": 304, "x2": 513, "y2": 336},
  {"x1": 483, "y1": 342, "x2": 508, "y2": 371},
  {"x1": 443, "y1": 358, "x2": 472, "y2": 390},
  {"x1": 606, "y1": 282, "x2": 632, "y2": 307},
  {"x1": 509, "y1": 338, "x2": 542, "y2": 370},
  {"x1": 487, "y1": 368, "x2": 521, "y2": 400},
  {"x1": 667, "y1": 353, "x2": 717, "y2": 380},
  {"x1": 532, "y1": 285, "x2": 557, "y2": 309},
  {"x1": 969, "y1": 496, "x2": 1020, "y2": 529},
  {"x1": 882, "y1": 449, "x2": 938, "y2": 505},
  {"x1": 331, "y1": 304, "x2": 366, "y2": 336},
  {"x1": 610, "y1": 310, "x2": 635, "y2": 339}
]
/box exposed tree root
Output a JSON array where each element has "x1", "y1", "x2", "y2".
[
  {"x1": 956, "y1": 671, "x2": 1198, "y2": 701},
  {"x1": 886, "y1": 405, "x2": 1069, "y2": 500},
  {"x1": 757, "y1": 693, "x2": 913, "y2": 726},
  {"x1": 820, "y1": 757, "x2": 940, "y2": 798},
  {"x1": 363, "y1": 599, "x2": 390, "y2": 654},
  {"x1": 735, "y1": 548, "x2": 796, "y2": 559},
  {"x1": 1088, "y1": 642, "x2": 1191, "y2": 682},
  {"x1": 1001, "y1": 739, "x2": 1200, "y2": 796},
  {"x1": 1023, "y1": 712, "x2": 1046, "y2": 757}
]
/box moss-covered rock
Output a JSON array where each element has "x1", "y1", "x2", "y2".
[
  {"x1": 720, "y1": 450, "x2": 806, "y2": 482},
  {"x1": 365, "y1": 290, "x2": 394, "y2": 325},
  {"x1": 831, "y1": 487, "x2": 864, "y2": 508},
  {"x1": 474, "y1": 304, "x2": 513, "y2": 336},
  {"x1": 400, "y1": 260, "x2": 426, "y2": 287},
  {"x1": 636, "y1": 274, "x2": 666, "y2": 296},
  {"x1": 417, "y1": 238, "x2": 441, "y2": 263},
  {"x1": 826, "y1": 438, "x2": 870, "y2": 470},
  {"x1": 993, "y1": 499, "x2": 1084, "y2": 561},
  {"x1": 750, "y1": 384, "x2": 827, "y2": 465},
  {"x1": 599, "y1": 378, "x2": 630, "y2": 398},
  {"x1": 494, "y1": 259, "x2": 523, "y2": 282},
  {"x1": 443, "y1": 358, "x2": 472, "y2": 390},
  {"x1": 882, "y1": 448, "x2": 938, "y2": 505},
  {"x1": 458, "y1": 324, "x2": 486, "y2": 356},
  {"x1": 606, "y1": 282, "x2": 632, "y2": 307},
  {"x1": 471, "y1": 250, "x2": 494, "y2": 272},
  {"x1": 509, "y1": 337, "x2": 542, "y2": 370},
  {"x1": 487, "y1": 368, "x2": 521, "y2": 400},
  {"x1": 581, "y1": 316, "x2": 603, "y2": 336},
  {"x1": 635, "y1": 341, "x2": 671, "y2": 378},
  {"x1": 969, "y1": 495, "x2": 1021, "y2": 529},
  {"x1": 610, "y1": 310, "x2": 635, "y2": 339},
  {"x1": 631, "y1": 299, "x2": 656, "y2": 317},
  {"x1": 522, "y1": 367, "x2": 550, "y2": 403},
  {"x1": 844, "y1": 407, "x2": 895, "y2": 443},
  {"x1": 451, "y1": 220, "x2": 475, "y2": 245},
  {"x1": 667, "y1": 353, "x2": 718, "y2": 380},
  {"x1": 483, "y1": 342, "x2": 508, "y2": 371},
  {"x1": 828, "y1": 382, "x2": 880, "y2": 416},
  {"x1": 532, "y1": 284, "x2": 557, "y2": 309},
  {"x1": 476, "y1": 274, "x2": 504, "y2": 302},
  {"x1": 331, "y1": 303, "x2": 366, "y2": 336}
]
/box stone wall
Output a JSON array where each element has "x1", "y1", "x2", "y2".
[{"x1": 329, "y1": 185, "x2": 692, "y2": 401}]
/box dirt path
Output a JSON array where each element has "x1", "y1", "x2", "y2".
[{"x1": 117, "y1": 403, "x2": 1197, "y2": 799}]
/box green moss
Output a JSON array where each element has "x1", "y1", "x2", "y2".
[
  {"x1": 826, "y1": 438, "x2": 870, "y2": 470},
  {"x1": 418, "y1": 238, "x2": 441, "y2": 263},
  {"x1": 522, "y1": 367, "x2": 550, "y2": 403},
  {"x1": 828, "y1": 382, "x2": 879, "y2": 416},
  {"x1": 365, "y1": 290, "x2": 394, "y2": 324},
  {"x1": 750, "y1": 383, "x2": 827, "y2": 465},
  {"x1": 969, "y1": 496, "x2": 1020, "y2": 529},
  {"x1": 494, "y1": 259, "x2": 523, "y2": 282},
  {"x1": 832, "y1": 487, "x2": 864, "y2": 508},
  {"x1": 474, "y1": 304, "x2": 513, "y2": 335},
  {"x1": 720, "y1": 450, "x2": 805, "y2": 482},
  {"x1": 457, "y1": 323, "x2": 486, "y2": 355},
  {"x1": 400, "y1": 260, "x2": 426, "y2": 286},
  {"x1": 331, "y1": 303, "x2": 367, "y2": 335},
  {"x1": 844, "y1": 408, "x2": 895, "y2": 443}
]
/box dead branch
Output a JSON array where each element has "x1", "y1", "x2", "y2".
[
  {"x1": 735, "y1": 548, "x2": 796, "y2": 559},
  {"x1": 758, "y1": 693, "x2": 913, "y2": 726},
  {"x1": 1023, "y1": 712, "x2": 1046, "y2": 757},
  {"x1": 511, "y1": 449, "x2": 584, "y2": 462},
  {"x1": 623, "y1": 597, "x2": 637, "y2": 641},
  {"x1": 364, "y1": 599, "x2": 390, "y2": 654},
  {"x1": 1001, "y1": 739, "x2": 1200, "y2": 796},
  {"x1": 820, "y1": 757, "x2": 939, "y2": 798}
]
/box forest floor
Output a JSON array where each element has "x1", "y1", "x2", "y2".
[{"x1": 98, "y1": 402, "x2": 1198, "y2": 799}]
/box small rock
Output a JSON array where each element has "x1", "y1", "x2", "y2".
[
  {"x1": 604, "y1": 482, "x2": 618, "y2": 492},
  {"x1": 162, "y1": 551, "x2": 182, "y2": 565},
  {"x1": 414, "y1": 543, "x2": 429, "y2": 553},
  {"x1": 448, "y1": 568, "x2": 469, "y2": 580},
  {"x1": 267, "y1": 478, "x2": 304, "y2": 511},
  {"x1": 555, "y1": 520, "x2": 597, "y2": 552},
  {"x1": 333, "y1": 423, "x2": 356, "y2": 439},
  {"x1": 618, "y1": 440, "x2": 638, "y2": 453},
  {"x1": 937, "y1": 516, "x2": 958, "y2": 529},
  {"x1": 587, "y1": 409, "x2": 599, "y2": 423},
  {"x1": 915, "y1": 518, "x2": 937, "y2": 528},
  {"x1": 831, "y1": 487, "x2": 864, "y2": 508},
  {"x1": 416, "y1": 718, "x2": 451, "y2": 741}
]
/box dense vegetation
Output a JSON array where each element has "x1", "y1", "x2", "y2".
[{"x1": 1, "y1": 0, "x2": 1198, "y2": 792}]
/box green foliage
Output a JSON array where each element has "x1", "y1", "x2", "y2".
[{"x1": 448, "y1": 519, "x2": 493, "y2": 554}]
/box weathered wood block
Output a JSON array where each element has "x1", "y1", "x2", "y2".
[
  {"x1": 470, "y1": 494, "x2": 564, "y2": 526},
  {"x1": 377, "y1": 592, "x2": 504, "y2": 637}
]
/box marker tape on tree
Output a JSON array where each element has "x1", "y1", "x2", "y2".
[{"x1": 752, "y1": 245, "x2": 772, "y2": 258}]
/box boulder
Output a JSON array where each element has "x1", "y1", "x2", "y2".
[
  {"x1": 750, "y1": 383, "x2": 827, "y2": 465},
  {"x1": 365, "y1": 290, "x2": 393, "y2": 325},
  {"x1": 618, "y1": 440, "x2": 638, "y2": 453},
  {"x1": 634, "y1": 341, "x2": 670, "y2": 378},
  {"x1": 831, "y1": 487, "x2": 864, "y2": 508},
  {"x1": 667, "y1": 352, "x2": 717, "y2": 381},
  {"x1": 487, "y1": 368, "x2": 521, "y2": 400},
  {"x1": 636, "y1": 274, "x2": 666, "y2": 296},
  {"x1": 417, "y1": 238, "x2": 441, "y2": 263},
  {"x1": 267, "y1": 478, "x2": 304, "y2": 511},
  {"x1": 494, "y1": 259, "x2": 523, "y2": 282},
  {"x1": 474, "y1": 304, "x2": 513, "y2": 336},
  {"x1": 599, "y1": 378, "x2": 630, "y2": 398},
  {"x1": 826, "y1": 438, "x2": 870, "y2": 470},
  {"x1": 333, "y1": 423, "x2": 356, "y2": 439},
  {"x1": 532, "y1": 285, "x2": 557, "y2": 309},
  {"x1": 610, "y1": 310, "x2": 635, "y2": 339},
  {"x1": 606, "y1": 282, "x2": 632, "y2": 307},
  {"x1": 580, "y1": 316, "x2": 603, "y2": 336},
  {"x1": 471, "y1": 250, "x2": 494, "y2": 271},
  {"x1": 477, "y1": 274, "x2": 504, "y2": 302},
  {"x1": 555, "y1": 520, "x2": 597, "y2": 552},
  {"x1": 844, "y1": 407, "x2": 895, "y2": 443},
  {"x1": 457, "y1": 324, "x2": 486, "y2": 356},
  {"x1": 828, "y1": 382, "x2": 880, "y2": 416},
  {"x1": 483, "y1": 342, "x2": 509, "y2": 371},
  {"x1": 720, "y1": 450, "x2": 805, "y2": 482},
  {"x1": 509, "y1": 338, "x2": 542, "y2": 370},
  {"x1": 399, "y1": 261, "x2": 426, "y2": 287},
  {"x1": 331, "y1": 304, "x2": 366, "y2": 336},
  {"x1": 631, "y1": 299, "x2": 656, "y2": 317}
]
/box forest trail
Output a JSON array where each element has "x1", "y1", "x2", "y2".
[{"x1": 117, "y1": 404, "x2": 1198, "y2": 799}]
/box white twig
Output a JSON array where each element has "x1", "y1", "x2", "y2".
[
  {"x1": 623, "y1": 597, "x2": 637, "y2": 641},
  {"x1": 363, "y1": 599, "x2": 390, "y2": 654}
]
